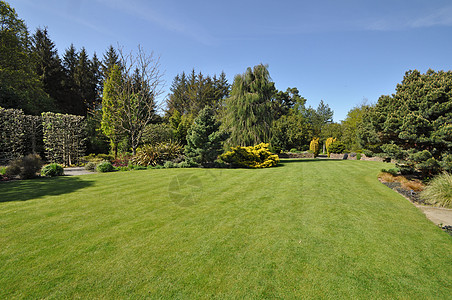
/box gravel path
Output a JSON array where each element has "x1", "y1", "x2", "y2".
[{"x1": 64, "y1": 167, "x2": 94, "y2": 176}]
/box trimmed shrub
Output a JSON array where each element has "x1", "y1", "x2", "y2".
[
  {"x1": 219, "y1": 143, "x2": 279, "y2": 169},
  {"x1": 41, "y1": 163, "x2": 64, "y2": 177},
  {"x1": 420, "y1": 172, "x2": 452, "y2": 208},
  {"x1": 309, "y1": 138, "x2": 320, "y2": 157},
  {"x1": 356, "y1": 153, "x2": 362, "y2": 160},
  {"x1": 96, "y1": 160, "x2": 114, "y2": 173},
  {"x1": 328, "y1": 141, "x2": 346, "y2": 154},
  {"x1": 5, "y1": 154, "x2": 43, "y2": 179}
]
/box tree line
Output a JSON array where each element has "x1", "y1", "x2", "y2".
[{"x1": 2, "y1": 1, "x2": 451, "y2": 175}]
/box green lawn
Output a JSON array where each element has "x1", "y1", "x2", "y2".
[{"x1": 0, "y1": 160, "x2": 451, "y2": 298}]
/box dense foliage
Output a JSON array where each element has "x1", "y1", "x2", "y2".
[
  {"x1": 41, "y1": 163, "x2": 64, "y2": 177},
  {"x1": 42, "y1": 112, "x2": 86, "y2": 166},
  {"x1": 185, "y1": 107, "x2": 228, "y2": 167},
  {"x1": 222, "y1": 64, "x2": 277, "y2": 147},
  {"x1": 132, "y1": 142, "x2": 182, "y2": 166},
  {"x1": 358, "y1": 69, "x2": 452, "y2": 174},
  {"x1": 5, "y1": 154, "x2": 43, "y2": 179},
  {"x1": 219, "y1": 143, "x2": 279, "y2": 168}
]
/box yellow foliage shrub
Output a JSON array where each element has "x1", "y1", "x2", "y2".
[{"x1": 219, "y1": 143, "x2": 279, "y2": 168}]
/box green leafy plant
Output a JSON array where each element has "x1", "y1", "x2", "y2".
[
  {"x1": 356, "y1": 153, "x2": 362, "y2": 160},
  {"x1": 41, "y1": 163, "x2": 64, "y2": 177},
  {"x1": 420, "y1": 172, "x2": 452, "y2": 208},
  {"x1": 381, "y1": 168, "x2": 399, "y2": 176},
  {"x1": 219, "y1": 143, "x2": 279, "y2": 168},
  {"x1": 5, "y1": 154, "x2": 43, "y2": 179},
  {"x1": 132, "y1": 142, "x2": 182, "y2": 167},
  {"x1": 96, "y1": 160, "x2": 114, "y2": 173}
]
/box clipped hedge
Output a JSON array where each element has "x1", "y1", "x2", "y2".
[
  {"x1": 42, "y1": 112, "x2": 86, "y2": 166},
  {"x1": 220, "y1": 143, "x2": 279, "y2": 168}
]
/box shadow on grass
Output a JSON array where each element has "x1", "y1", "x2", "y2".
[{"x1": 0, "y1": 176, "x2": 94, "y2": 203}]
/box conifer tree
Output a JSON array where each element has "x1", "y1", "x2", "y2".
[
  {"x1": 222, "y1": 64, "x2": 277, "y2": 146},
  {"x1": 185, "y1": 106, "x2": 228, "y2": 167}
]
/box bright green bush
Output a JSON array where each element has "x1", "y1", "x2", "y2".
[
  {"x1": 5, "y1": 154, "x2": 43, "y2": 179},
  {"x1": 420, "y1": 172, "x2": 452, "y2": 208},
  {"x1": 219, "y1": 143, "x2": 279, "y2": 169},
  {"x1": 96, "y1": 161, "x2": 114, "y2": 173},
  {"x1": 41, "y1": 163, "x2": 64, "y2": 177}
]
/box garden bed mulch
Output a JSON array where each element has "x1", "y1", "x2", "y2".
[{"x1": 381, "y1": 180, "x2": 452, "y2": 236}]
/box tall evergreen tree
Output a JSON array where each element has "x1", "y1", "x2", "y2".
[
  {"x1": 165, "y1": 69, "x2": 230, "y2": 117},
  {"x1": 74, "y1": 47, "x2": 93, "y2": 115},
  {"x1": 102, "y1": 45, "x2": 120, "y2": 82},
  {"x1": 61, "y1": 44, "x2": 80, "y2": 114},
  {"x1": 185, "y1": 106, "x2": 228, "y2": 167},
  {"x1": 222, "y1": 64, "x2": 277, "y2": 146},
  {"x1": 0, "y1": 1, "x2": 53, "y2": 114},
  {"x1": 31, "y1": 27, "x2": 64, "y2": 110}
]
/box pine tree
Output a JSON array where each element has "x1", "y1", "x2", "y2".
[
  {"x1": 185, "y1": 106, "x2": 228, "y2": 167},
  {"x1": 102, "y1": 45, "x2": 120, "y2": 82},
  {"x1": 31, "y1": 27, "x2": 64, "y2": 110}
]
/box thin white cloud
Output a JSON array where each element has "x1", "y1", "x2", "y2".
[
  {"x1": 365, "y1": 5, "x2": 452, "y2": 31},
  {"x1": 94, "y1": 0, "x2": 216, "y2": 46}
]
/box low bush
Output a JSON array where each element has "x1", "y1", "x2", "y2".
[
  {"x1": 112, "y1": 153, "x2": 133, "y2": 168},
  {"x1": 5, "y1": 154, "x2": 43, "y2": 179},
  {"x1": 0, "y1": 166, "x2": 6, "y2": 175},
  {"x1": 177, "y1": 161, "x2": 191, "y2": 168},
  {"x1": 96, "y1": 161, "x2": 115, "y2": 173},
  {"x1": 356, "y1": 153, "x2": 362, "y2": 160},
  {"x1": 420, "y1": 172, "x2": 452, "y2": 208},
  {"x1": 85, "y1": 162, "x2": 97, "y2": 172},
  {"x1": 82, "y1": 153, "x2": 114, "y2": 164},
  {"x1": 363, "y1": 150, "x2": 373, "y2": 157},
  {"x1": 41, "y1": 163, "x2": 64, "y2": 177},
  {"x1": 219, "y1": 143, "x2": 279, "y2": 169},
  {"x1": 328, "y1": 141, "x2": 346, "y2": 154},
  {"x1": 133, "y1": 142, "x2": 183, "y2": 167},
  {"x1": 164, "y1": 161, "x2": 176, "y2": 168}
]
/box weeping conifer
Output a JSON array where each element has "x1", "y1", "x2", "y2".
[{"x1": 222, "y1": 64, "x2": 276, "y2": 147}]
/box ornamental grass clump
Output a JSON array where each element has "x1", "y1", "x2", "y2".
[
  {"x1": 420, "y1": 172, "x2": 452, "y2": 208},
  {"x1": 219, "y1": 143, "x2": 279, "y2": 168}
]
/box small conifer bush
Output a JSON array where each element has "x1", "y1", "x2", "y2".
[{"x1": 220, "y1": 143, "x2": 279, "y2": 168}]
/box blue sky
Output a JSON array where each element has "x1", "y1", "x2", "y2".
[{"x1": 9, "y1": 0, "x2": 452, "y2": 121}]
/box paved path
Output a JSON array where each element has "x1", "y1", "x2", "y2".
[{"x1": 416, "y1": 205, "x2": 452, "y2": 226}]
